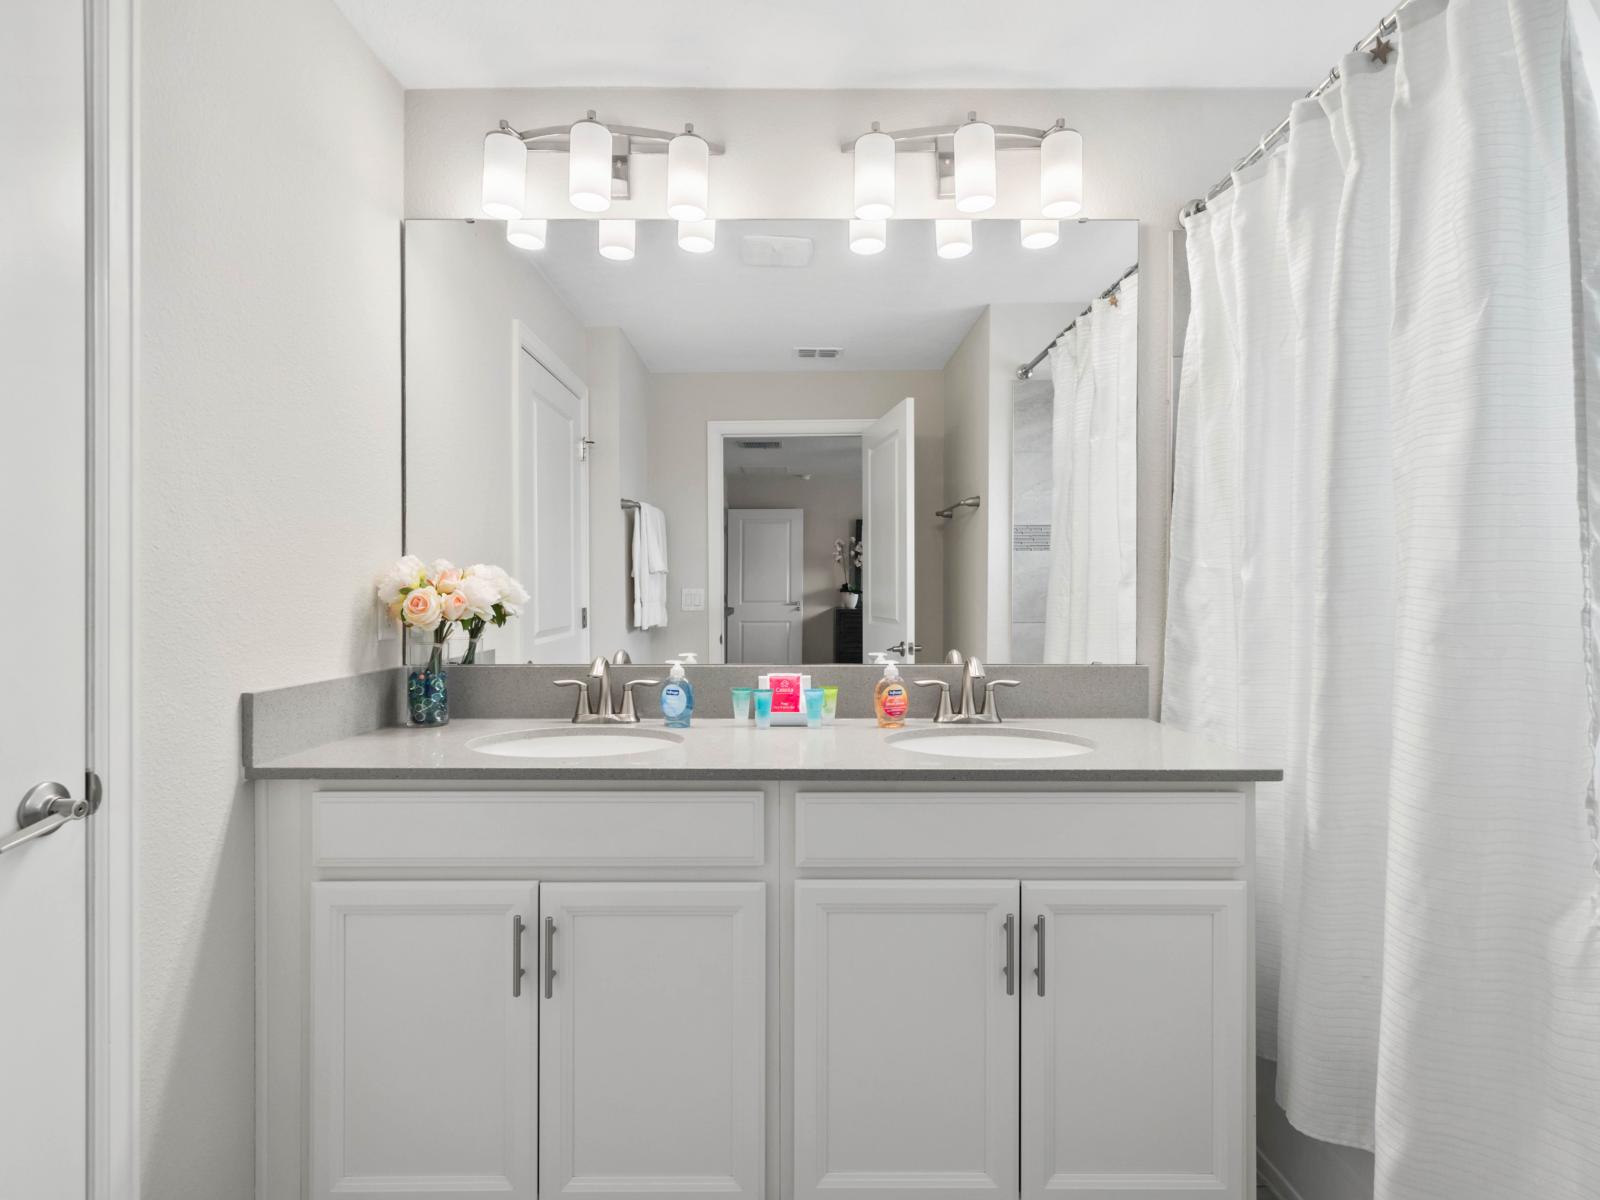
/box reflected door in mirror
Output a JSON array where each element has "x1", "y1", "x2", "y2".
[{"x1": 726, "y1": 508, "x2": 803, "y2": 663}]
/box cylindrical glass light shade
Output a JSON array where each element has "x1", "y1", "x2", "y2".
[
  {"x1": 1020, "y1": 219, "x2": 1059, "y2": 249},
  {"x1": 935, "y1": 219, "x2": 973, "y2": 259},
  {"x1": 481, "y1": 130, "x2": 526, "y2": 219},
  {"x1": 677, "y1": 219, "x2": 716, "y2": 253},
  {"x1": 1040, "y1": 126, "x2": 1084, "y2": 218},
  {"x1": 506, "y1": 218, "x2": 547, "y2": 250},
  {"x1": 597, "y1": 219, "x2": 635, "y2": 261},
  {"x1": 853, "y1": 128, "x2": 895, "y2": 220},
  {"x1": 667, "y1": 130, "x2": 710, "y2": 221},
  {"x1": 849, "y1": 218, "x2": 887, "y2": 256},
  {"x1": 569, "y1": 117, "x2": 613, "y2": 213},
  {"x1": 954, "y1": 119, "x2": 996, "y2": 214}
]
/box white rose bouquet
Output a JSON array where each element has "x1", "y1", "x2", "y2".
[{"x1": 458, "y1": 563, "x2": 530, "y2": 664}]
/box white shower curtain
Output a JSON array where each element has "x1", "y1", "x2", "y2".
[
  {"x1": 1042, "y1": 272, "x2": 1137, "y2": 663},
  {"x1": 1164, "y1": 0, "x2": 1600, "y2": 1195}
]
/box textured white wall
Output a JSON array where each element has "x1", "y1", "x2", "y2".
[
  {"x1": 402, "y1": 86, "x2": 1299, "y2": 703},
  {"x1": 137, "y1": 0, "x2": 403, "y2": 1192}
]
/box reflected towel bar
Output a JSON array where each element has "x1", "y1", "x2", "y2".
[
  {"x1": 621, "y1": 498, "x2": 640, "y2": 511},
  {"x1": 935, "y1": 495, "x2": 981, "y2": 519}
]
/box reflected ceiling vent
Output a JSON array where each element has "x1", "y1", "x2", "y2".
[
  {"x1": 736, "y1": 439, "x2": 783, "y2": 450},
  {"x1": 795, "y1": 347, "x2": 843, "y2": 360},
  {"x1": 739, "y1": 234, "x2": 814, "y2": 267}
]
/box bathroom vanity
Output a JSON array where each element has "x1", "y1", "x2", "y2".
[{"x1": 250, "y1": 714, "x2": 1277, "y2": 1200}]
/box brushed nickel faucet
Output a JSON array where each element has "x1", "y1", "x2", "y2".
[
  {"x1": 914, "y1": 654, "x2": 1021, "y2": 723},
  {"x1": 554, "y1": 655, "x2": 659, "y2": 724}
]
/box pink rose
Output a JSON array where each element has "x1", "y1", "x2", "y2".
[
  {"x1": 434, "y1": 567, "x2": 463, "y2": 594},
  {"x1": 440, "y1": 590, "x2": 469, "y2": 622},
  {"x1": 401, "y1": 586, "x2": 443, "y2": 631}
]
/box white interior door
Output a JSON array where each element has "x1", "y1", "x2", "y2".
[
  {"x1": 0, "y1": 0, "x2": 91, "y2": 1194},
  {"x1": 540, "y1": 882, "x2": 766, "y2": 1198},
  {"x1": 726, "y1": 507, "x2": 804, "y2": 662},
  {"x1": 861, "y1": 398, "x2": 916, "y2": 662},
  {"x1": 1021, "y1": 882, "x2": 1248, "y2": 1200},
  {"x1": 311, "y1": 882, "x2": 539, "y2": 1200},
  {"x1": 793, "y1": 880, "x2": 1020, "y2": 1200},
  {"x1": 518, "y1": 347, "x2": 589, "y2": 662}
]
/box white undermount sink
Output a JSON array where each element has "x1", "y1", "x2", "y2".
[
  {"x1": 886, "y1": 726, "x2": 1096, "y2": 760},
  {"x1": 468, "y1": 727, "x2": 684, "y2": 759}
]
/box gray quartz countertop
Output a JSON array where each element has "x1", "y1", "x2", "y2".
[{"x1": 245, "y1": 717, "x2": 1283, "y2": 783}]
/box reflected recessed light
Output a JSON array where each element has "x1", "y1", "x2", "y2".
[
  {"x1": 597, "y1": 219, "x2": 635, "y2": 260},
  {"x1": 678, "y1": 219, "x2": 716, "y2": 253},
  {"x1": 506, "y1": 218, "x2": 547, "y2": 250},
  {"x1": 936, "y1": 219, "x2": 973, "y2": 259},
  {"x1": 1020, "y1": 219, "x2": 1058, "y2": 250}
]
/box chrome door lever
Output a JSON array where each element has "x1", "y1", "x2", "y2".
[{"x1": 0, "y1": 782, "x2": 88, "y2": 856}]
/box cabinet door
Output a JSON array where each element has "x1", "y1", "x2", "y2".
[
  {"x1": 311, "y1": 881, "x2": 538, "y2": 1200},
  {"x1": 793, "y1": 880, "x2": 1020, "y2": 1200},
  {"x1": 540, "y1": 882, "x2": 766, "y2": 1198},
  {"x1": 1021, "y1": 882, "x2": 1247, "y2": 1200}
]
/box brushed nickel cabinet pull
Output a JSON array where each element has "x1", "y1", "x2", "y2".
[
  {"x1": 511, "y1": 915, "x2": 526, "y2": 997},
  {"x1": 1033, "y1": 914, "x2": 1047, "y2": 997},
  {"x1": 1003, "y1": 914, "x2": 1016, "y2": 996},
  {"x1": 543, "y1": 916, "x2": 558, "y2": 999}
]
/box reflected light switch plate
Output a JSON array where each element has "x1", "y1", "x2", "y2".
[{"x1": 682, "y1": 588, "x2": 706, "y2": 611}]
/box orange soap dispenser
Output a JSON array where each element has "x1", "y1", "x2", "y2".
[{"x1": 872, "y1": 653, "x2": 910, "y2": 729}]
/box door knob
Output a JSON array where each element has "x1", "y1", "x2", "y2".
[
  {"x1": 0, "y1": 782, "x2": 88, "y2": 857},
  {"x1": 884, "y1": 641, "x2": 923, "y2": 656}
]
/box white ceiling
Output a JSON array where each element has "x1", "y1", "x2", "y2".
[
  {"x1": 725, "y1": 435, "x2": 860, "y2": 479},
  {"x1": 335, "y1": 0, "x2": 1393, "y2": 91},
  {"x1": 512, "y1": 217, "x2": 1137, "y2": 373}
]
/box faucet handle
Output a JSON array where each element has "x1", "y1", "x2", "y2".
[
  {"x1": 619, "y1": 678, "x2": 661, "y2": 722},
  {"x1": 982, "y1": 679, "x2": 1021, "y2": 722},
  {"x1": 913, "y1": 679, "x2": 954, "y2": 723},
  {"x1": 553, "y1": 679, "x2": 594, "y2": 722}
]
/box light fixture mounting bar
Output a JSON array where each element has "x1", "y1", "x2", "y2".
[{"x1": 499, "y1": 119, "x2": 725, "y2": 155}]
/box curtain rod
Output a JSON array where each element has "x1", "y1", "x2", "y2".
[
  {"x1": 1015, "y1": 263, "x2": 1139, "y2": 380},
  {"x1": 1181, "y1": 1, "x2": 1406, "y2": 220}
]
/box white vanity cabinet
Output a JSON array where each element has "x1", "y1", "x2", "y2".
[{"x1": 257, "y1": 778, "x2": 1256, "y2": 1200}]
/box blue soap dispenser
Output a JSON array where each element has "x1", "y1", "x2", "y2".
[{"x1": 660, "y1": 655, "x2": 695, "y2": 728}]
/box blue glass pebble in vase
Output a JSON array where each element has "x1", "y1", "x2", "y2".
[{"x1": 404, "y1": 628, "x2": 450, "y2": 726}]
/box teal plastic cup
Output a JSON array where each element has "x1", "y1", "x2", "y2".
[
  {"x1": 804, "y1": 688, "x2": 825, "y2": 728},
  {"x1": 753, "y1": 689, "x2": 774, "y2": 729},
  {"x1": 731, "y1": 687, "x2": 754, "y2": 723}
]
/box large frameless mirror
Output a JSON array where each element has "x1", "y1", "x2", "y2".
[{"x1": 402, "y1": 216, "x2": 1138, "y2": 666}]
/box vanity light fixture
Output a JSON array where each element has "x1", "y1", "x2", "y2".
[
  {"x1": 843, "y1": 114, "x2": 1081, "y2": 212},
  {"x1": 481, "y1": 128, "x2": 527, "y2": 219},
  {"x1": 954, "y1": 115, "x2": 996, "y2": 213},
  {"x1": 667, "y1": 126, "x2": 710, "y2": 221},
  {"x1": 677, "y1": 219, "x2": 716, "y2": 253},
  {"x1": 484, "y1": 113, "x2": 726, "y2": 216},
  {"x1": 1040, "y1": 121, "x2": 1084, "y2": 218},
  {"x1": 569, "y1": 114, "x2": 614, "y2": 212},
  {"x1": 935, "y1": 219, "x2": 973, "y2": 259},
  {"x1": 1020, "y1": 219, "x2": 1059, "y2": 249},
  {"x1": 853, "y1": 123, "x2": 896, "y2": 219},
  {"x1": 849, "y1": 218, "x2": 887, "y2": 256},
  {"x1": 598, "y1": 219, "x2": 636, "y2": 260},
  {"x1": 505, "y1": 218, "x2": 548, "y2": 251}
]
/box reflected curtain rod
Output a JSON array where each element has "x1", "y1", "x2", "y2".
[
  {"x1": 1181, "y1": 1, "x2": 1406, "y2": 219},
  {"x1": 1015, "y1": 263, "x2": 1139, "y2": 380}
]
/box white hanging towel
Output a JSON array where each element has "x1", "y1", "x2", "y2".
[{"x1": 630, "y1": 502, "x2": 670, "y2": 629}]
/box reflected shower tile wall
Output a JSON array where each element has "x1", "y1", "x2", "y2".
[{"x1": 1011, "y1": 377, "x2": 1056, "y2": 648}]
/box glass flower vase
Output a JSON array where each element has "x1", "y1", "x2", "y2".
[{"x1": 404, "y1": 628, "x2": 450, "y2": 726}]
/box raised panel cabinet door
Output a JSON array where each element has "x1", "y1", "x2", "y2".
[
  {"x1": 539, "y1": 882, "x2": 766, "y2": 1198},
  {"x1": 310, "y1": 881, "x2": 539, "y2": 1200},
  {"x1": 1021, "y1": 882, "x2": 1248, "y2": 1200},
  {"x1": 793, "y1": 880, "x2": 1021, "y2": 1200}
]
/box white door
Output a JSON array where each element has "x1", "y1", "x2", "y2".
[
  {"x1": 540, "y1": 883, "x2": 766, "y2": 1198},
  {"x1": 726, "y1": 507, "x2": 804, "y2": 662},
  {"x1": 311, "y1": 882, "x2": 539, "y2": 1200},
  {"x1": 1021, "y1": 882, "x2": 1248, "y2": 1200},
  {"x1": 793, "y1": 880, "x2": 1020, "y2": 1200},
  {"x1": 861, "y1": 398, "x2": 916, "y2": 662},
  {"x1": 1, "y1": 0, "x2": 92, "y2": 1194},
  {"x1": 518, "y1": 347, "x2": 589, "y2": 662}
]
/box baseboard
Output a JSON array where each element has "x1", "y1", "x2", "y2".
[{"x1": 1258, "y1": 1151, "x2": 1307, "y2": 1200}]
